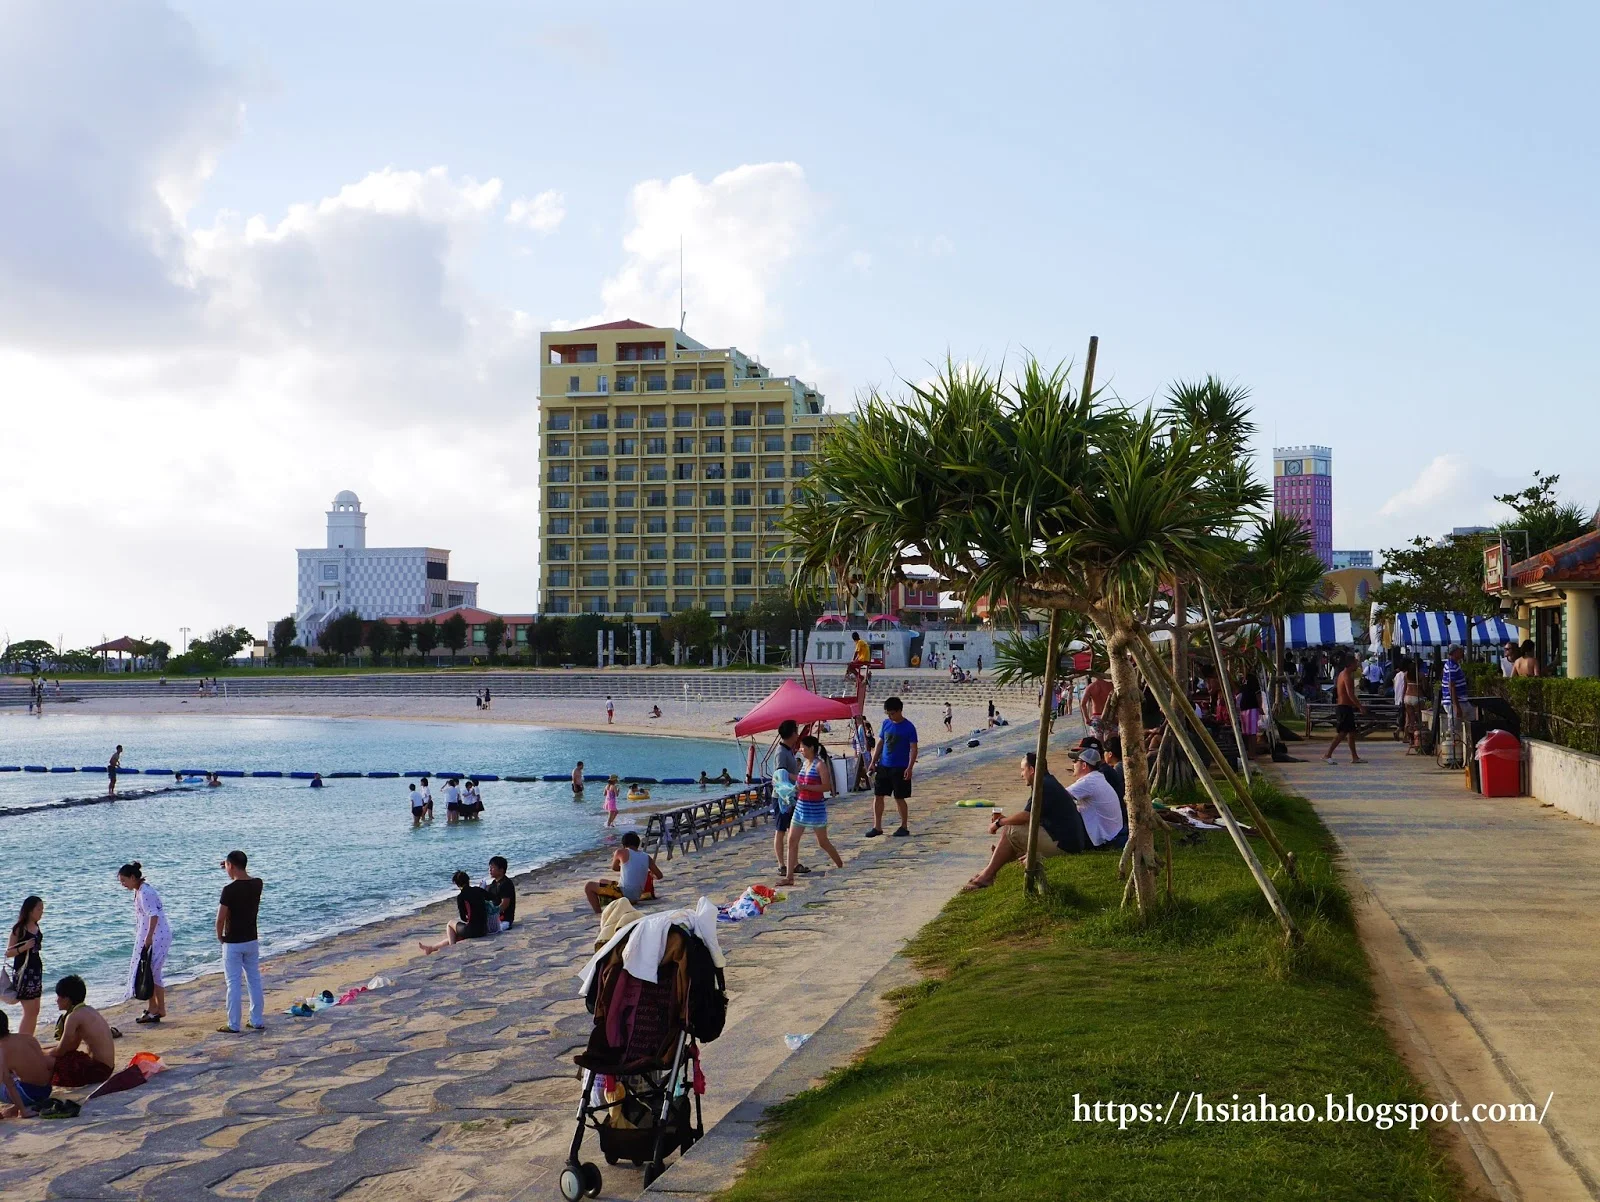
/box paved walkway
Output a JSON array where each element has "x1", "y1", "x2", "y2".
[
  {"x1": 1274, "y1": 740, "x2": 1600, "y2": 1201},
  {"x1": 2, "y1": 731, "x2": 1029, "y2": 1201}
]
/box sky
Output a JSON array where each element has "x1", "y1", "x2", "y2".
[{"x1": 4, "y1": 0, "x2": 1600, "y2": 650}]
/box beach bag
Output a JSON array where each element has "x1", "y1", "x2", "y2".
[
  {"x1": 133, "y1": 947, "x2": 155, "y2": 1003},
  {"x1": 682, "y1": 934, "x2": 728, "y2": 1043},
  {"x1": 0, "y1": 963, "x2": 15, "y2": 1005}
]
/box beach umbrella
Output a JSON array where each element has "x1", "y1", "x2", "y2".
[{"x1": 733, "y1": 680, "x2": 854, "y2": 737}]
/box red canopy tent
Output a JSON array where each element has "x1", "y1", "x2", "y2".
[{"x1": 733, "y1": 679, "x2": 855, "y2": 738}]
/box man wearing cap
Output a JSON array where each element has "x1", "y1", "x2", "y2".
[
  {"x1": 1442, "y1": 645, "x2": 1474, "y2": 763},
  {"x1": 216, "y1": 850, "x2": 265, "y2": 1034},
  {"x1": 1067, "y1": 748, "x2": 1126, "y2": 847}
]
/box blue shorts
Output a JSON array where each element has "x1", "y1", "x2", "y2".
[
  {"x1": 14, "y1": 1077, "x2": 51, "y2": 1108},
  {"x1": 772, "y1": 801, "x2": 793, "y2": 832}
]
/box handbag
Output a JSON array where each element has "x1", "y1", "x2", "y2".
[
  {"x1": 0, "y1": 962, "x2": 16, "y2": 1006},
  {"x1": 133, "y1": 946, "x2": 155, "y2": 1002}
]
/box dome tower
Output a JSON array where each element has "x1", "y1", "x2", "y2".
[{"x1": 327, "y1": 490, "x2": 367, "y2": 550}]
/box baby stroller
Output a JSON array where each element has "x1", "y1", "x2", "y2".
[{"x1": 561, "y1": 905, "x2": 728, "y2": 1199}]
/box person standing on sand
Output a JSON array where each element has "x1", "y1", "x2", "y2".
[
  {"x1": 1322, "y1": 654, "x2": 1365, "y2": 765},
  {"x1": 216, "y1": 851, "x2": 265, "y2": 1034},
  {"x1": 866, "y1": 696, "x2": 917, "y2": 839},
  {"x1": 483, "y1": 686, "x2": 491, "y2": 711},
  {"x1": 119, "y1": 864, "x2": 170, "y2": 1024},
  {"x1": 603, "y1": 775, "x2": 620, "y2": 827},
  {"x1": 606, "y1": 696, "x2": 614, "y2": 725},
  {"x1": 943, "y1": 702, "x2": 953, "y2": 733},
  {"x1": 6, "y1": 897, "x2": 44, "y2": 1036},
  {"x1": 778, "y1": 736, "x2": 844, "y2": 886},
  {"x1": 771, "y1": 720, "x2": 808, "y2": 877},
  {"x1": 572, "y1": 761, "x2": 585, "y2": 797},
  {"x1": 107, "y1": 745, "x2": 122, "y2": 796}
]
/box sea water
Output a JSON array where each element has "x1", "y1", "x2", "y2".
[{"x1": 0, "y1": 714, "x2": 740, "y2": 1004}]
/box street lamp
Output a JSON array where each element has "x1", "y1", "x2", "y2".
[{"x1": 179, "y1": 626, "x2": 190, "y2": 656}]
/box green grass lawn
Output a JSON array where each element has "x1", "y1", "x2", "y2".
[{"x1": 719, "y1": 780, "x2": 1462, "y2": 1202}]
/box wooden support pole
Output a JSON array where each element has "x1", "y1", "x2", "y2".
[
  {"x1": 1130, "y1": 639, "x2": 1300, "y2": 943},
  {"x1": 1198, "y1": 582, "x2": 1252, "y2": 790},
  {"x1": 1024, "y1": 607, "x2": 1063, "y2": 895}
]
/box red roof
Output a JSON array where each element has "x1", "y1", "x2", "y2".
[
  {"x1": 1507, "y1": 528, "x2": 1600, "y2": 589},
  {"x1": 734, "y1": 680, "x2": 855, "y2": 738},
  {"x1": 567, "y1": 319, "x2": 656, "y2": 332},
  {"x1": 91, "y1": 637, "x2": 141, "y2": 653},
  {"x1": 380, "y1": 608, "x2": 534, "y2": 626}
]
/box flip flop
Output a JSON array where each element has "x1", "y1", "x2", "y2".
[{"x1": 961, "y1": 880, "x2": 993, "y2": 893}]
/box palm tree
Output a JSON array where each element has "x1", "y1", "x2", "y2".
[{"x1": 787, "y1": 349, "x2": 1265, "y2": 915}]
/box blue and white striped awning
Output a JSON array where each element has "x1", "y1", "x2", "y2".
[
  {"x1": 1283, "y1": 612, "x2": 1353, "y2": 648},
  {"x1": 1391, "y1": 612, "x2": 1522, "y2": 647}
]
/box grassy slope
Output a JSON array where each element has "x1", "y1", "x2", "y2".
[{"x1": 719, "y1": 781, "x2": 1459, "y2": 1202}]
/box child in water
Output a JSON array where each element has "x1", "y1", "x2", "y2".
[{"x1": 603, "y1": 775, "x2": 620, "y2": 827}]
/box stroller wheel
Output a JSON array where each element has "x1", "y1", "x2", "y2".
[
  {"x1": 558, "y1": 1166, "x2": 584, "y2": 1202},
  {"x1": 604, "y1": 1151, "x2": 619, "y2": 1166},
  {"x1": 643, "y1": 1161, "x2": 665, "y2": 1187},
  {"x1": 580, "y1": 1162, "x2": 603, "y2": 1198}
]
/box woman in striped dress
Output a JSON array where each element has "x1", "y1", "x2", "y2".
[{"x1": 779, "y1": 736, "x2": 844, "y2": 886}]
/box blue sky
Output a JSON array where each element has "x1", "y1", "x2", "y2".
[{"x1": 3, "y1": 0, "x2": 1598, "y2": 646}]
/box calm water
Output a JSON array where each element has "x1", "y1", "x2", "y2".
[{"x1": 0, "y1": 714, "x2": 739, "y2": 1006}]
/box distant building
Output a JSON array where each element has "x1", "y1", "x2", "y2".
[
  {"x1": 1273, "y1": 445, "x2": 1333, "y2": 568},
  {"x1": 1322, "y1": 567, "x2": 1382, "y2": 608},
  {"x1": 1452, "y1": 526, "x2": 1493, "y2": 538},
  {"x1": 1331, "y1": 549, "x2": 1373, "y2": 569},
  {"x1": 295, "y1": 491, "x2": 478, "y2": 645}
]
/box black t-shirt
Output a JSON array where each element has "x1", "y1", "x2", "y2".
[
  {"x1": 457, "y1": 885, "x2": 490, "y2": 938},
  {"x1": 220, "y1": 878, "x2": 264, "y2": 943},
  {"x1": 1025, "y1": 772, "x2": 1091, "y2": 853},
  {"x1": 485, "y1": 876, "x2": 516, "y2": 924}
]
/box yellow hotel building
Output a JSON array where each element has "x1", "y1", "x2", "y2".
[{"x1": 537, "y1": 320, "x2": 832, "y2": 618}]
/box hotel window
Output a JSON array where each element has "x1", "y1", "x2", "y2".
[
  {"x1": 646, "y1": 516, "x2": 667, "y2": 533},
  {"x1": 647, "y1": 569, "x2": 667, "y2": 586},
  {"x1": 673, "y1": 371, "x2": 696, "y2": 391},
  {"x1": 615, "y1": 437, "x2": 636, "y2": 455},
  {"x1": 704, "y1": 463, "x2": 725, "y2": 480},
  {"x1": 705, "y1": 489, "x2": 725, "y2": 506},
  {"x1": 705, "y1": 409, "x2": 726, "y2": 425},
  {"x1": 705, "y1": 516, "x2": 726, "y2": 533},
  {"x1": 704, "y1": 436, "x2": 725, "y2": 453},
  {"x1": 675, "y1": 488, "x2": 695, "y2": 506},
  {"x1": 568, "y1": 376, "x2": 580, "y2": 393},
  {"x1": 616, "y1": 410, "x2": 636, "y2": 428},
  {"x1": 705, "y1": 568, "x2": 726, "y2": 585},
  {"x1": 581, "y1": 492, "x2": 609, "y2": 508},
  {"x1": 762, "y1": 408, "x2": 784, "y2": 425},
  {"x1": 791, "y1": 487, "x2": 805, "y2": 503},
  {"x1": 646, "y1": 542, "x2": 667, "y2": 560},
  {"x1": 673, "y1": 596, "x2": 695, "y2": 612},
  {"x1": 765, "y1": 569, "x2": 785, "y2": 585},
  {"x1": 734, "y1": 567, "x2": 753, "y2": 586},
  {"x1": 732, "y1": 514, "x2": 753, "y2": 532},
  {"x1": 674, "y1": 437, "x2": 695, "y2": 454},
  {"x1": 675, "y1": 461, "x2": 695, "y2": 479},
  {"x1": 597, "y1": 374, "x2": 608, "y2": 393},
  {"x1": 674, "y1": 542, "x2": 695, "y2": 559},
  {"x1": 548, "y1": 464, "x2": 571, "y2": 482},
  {"x1": 647, "y1": 490, "x2": 667, "y2": 506},
  {"x1": 548, "y1": 516, "x2": 571, "y2": 535},
  {"x1": 582, "y1": 570, "x2": 608, "y2": 587},
  {"x1": 764, "y1": 515, "x2": 782, "y2": 530},
  {"x1": 583, "y1": 596, "x2": 608, "y2": 613},
  {"x1": 616, "y1": 464, "x2": 636, "y2": 481},
  {"x1": 733, "y1": 408, "x2": 754, "y2": 426},
  {"x1": 448, "y1": 592, "x2": 464, "y2": 606},
  {"x1": 615, "y1": 595, "x2": 637, "y2": 613},
  {"x1": 547, "y1": 412, "x2": 572, "y2": 430},
  {"x1": 733, "y1": 488, "x2": 753, "y2": 506},
  {"x1": 733, "y1": 541, "x2": 754, "y2": 559},
  {"x1": 548, "y1": 490, "x2": 572, "y2": 508},
  {"x1": 548, "y1": 597, "x2": 571, "y2": 614},
  {"x1": 646, "y1": 596, "x2": 668, "y2": 613},
  {"x1": 581, "y1": 544, "x2": 608, "y2": 561},
  {"x1": 763, "y1": 434, "x2": 785, "y2": 452},
  {"x1": 763, "y1": 461, "x2": 784, "y2": 479},
  {"x1": 548, "y1": 543, "x2": 571, "y2": 560},
  {"x1": 581, "y1": 466, "x2": 608, "y2": 482},
  {"x1": 705, "y1": 372, "x2": 725, "y2": 390},
  {"x1": 616, "y1": 374, "x2": 637, "y2": 393},
  {"x1": 792, "y1": 460, "x2": 810, "y2": 477},
  {"x1": 547, "y1": 570, "x2": 571, "y2": 587},
  {"x1": 615, "y1": 543, "x2": 637, "y2": 560},
  {"x1": 615, "y1": 491, "x2": 636, "y2": 508},
  {"x1": 733, "y1": 592, "x2": 755, "y2": 610},
  {"x1": 581, "y1": 517, "x2": 608, "y2": 535},
  {"x1": 645, "y1": 408, "x2": 666, "y2": 427},
  {"x1": 733, "y1": 435, "x2": 754, "y2": 453},
  {"x1": 704, "y1": 543, "x2": 725, "y2": 559},
  {"x1": 674, "y1": 568, "x2": 696, "y2": 586},
  {"x1": 431, "y1": 591, "x2": 445, "y2": 608},
  {"x1": 645, "y1": 372, "x2": 667, "y2": 392},
  {"x1": 582, "y1": 411, "x2": 608, "y2": 429},
  {"x1": 764, "y1": 488, "x2": 784, "y2": 505},
  {"x1": 675, "y1": 515, "x2": 695, "y2": 533},
  {"x1": 547, "y1": 438, "x2": 572, "y2": 455},
  {"x1": 673, "y1": 409, "x2": 695, "y2": 427},
  {"x1": 646, "y1": 437, "x2": 667, "y2": 455},
  {"x1": 792, "y1": 433, "x2": 814, "y2": 451},
  {"x1": 733, "y1": 461, "x2": 752, "y2": 479}
]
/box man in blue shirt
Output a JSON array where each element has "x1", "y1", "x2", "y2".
[{"x1": 866, "y1": 696, "x2": 918, "y2": 838}]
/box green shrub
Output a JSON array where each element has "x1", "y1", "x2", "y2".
[{"x1": 1469, "y1": 670, "x2": 1600, "y2": 754}]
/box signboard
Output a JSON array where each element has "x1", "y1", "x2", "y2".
[{"x1": 1483, "y1": 540, "x2": 1506, "y2": 594}]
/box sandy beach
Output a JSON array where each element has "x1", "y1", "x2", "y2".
[{"x1": 0, "y1": 713, "x2": 1057, "y2": 1201}]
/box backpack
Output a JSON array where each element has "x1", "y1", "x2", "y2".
[{"x1": 681, "y1": 933, "x2": 728, "y2": 1043}]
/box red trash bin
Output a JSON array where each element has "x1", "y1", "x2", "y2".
[{"x1": 1476, "y1": 730, "x2": 1522, "y2": 797}]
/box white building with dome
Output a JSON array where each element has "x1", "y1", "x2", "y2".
[{"x1": 294, "y1": 491, "x2": 478, "y2": 643}]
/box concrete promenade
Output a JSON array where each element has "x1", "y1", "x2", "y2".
[
  {"x1": 1274, "y1": 740, "x2": 1600, "y2": 1201},
  {"x1": 1, "y1": 727, "x2": 1031, "y2": 1201}
]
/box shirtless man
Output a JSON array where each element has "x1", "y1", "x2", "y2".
[
  {"x1": 107, "y1": 745, "x2": 123, "y2": 797},
  {"x1": 571, "y1": 761, "x2": 585, "y2": 797},
  {"x1": 45, "y1": 975, "x2": 115, "y2": 1088},
  {"x1": 0, "y1": 1011, "x2": 54, "y2": 1117},
  {"x1": 1080, "y1": 676, "x2": 1113, "y2": 735},
  {"x1": 1323, "y1": 654, "x2": 1365, "y2": 764}
]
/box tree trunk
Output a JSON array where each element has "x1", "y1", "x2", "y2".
[
  {"x1": 1102, "y1": 623, "x2": 1160, "y2": 914},
  {"x1": 1024, "y1": 608, "x2": 1063, "y2": 895}
]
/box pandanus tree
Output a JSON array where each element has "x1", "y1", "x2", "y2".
[{"x1": 785, "y1": 349, "x2": 1268, "y2": 916}]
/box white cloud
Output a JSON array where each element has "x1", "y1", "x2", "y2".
[
  {"x1": 507, "y1": 189, "x2": 566, "y2": 234},
  {"x1": 599, "y1": 162, "x2": 817, "y2": 349}
]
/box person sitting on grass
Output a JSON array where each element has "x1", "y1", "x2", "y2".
[
  {"x1": 964, "y1": 752, "x2": 1091, "y2": 891},
  {"x1": 44, "y1": 975, "x2": 114, "y2": 1089},
  {"x1": 419, "y1": 871, "x2": 490, "y2": 954},
  {"x1": 0, "y1": 1011, "x2": 53, "y2": 1118},
  {"x1": 584, "y1": 832, "x2": 663, "y2": 914}
]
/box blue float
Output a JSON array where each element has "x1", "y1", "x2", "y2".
[
  {"x1": 625, "y1": 776, "x2": 659, "y2": 784},
  {"x1": 475, "y1": 773, "x2": 500, "y2": 781},
  {"x1": 80, "y1": 766, "x2": 106, "y2": 773},
  {"x1": 49, "y1": 767, "x2": 76, "y2": 773},
  {"x1": 541, "y1": 774, "x2": 568, "y2": 782},
  {"x1": 250, "y1": 771, "x2": 284, "y2": 778},
  {"x1": 143, "y1": 768, "x2": 173, "y2": 775},
  {"x1": 178, "y1": 770, "x2": 208, "y2": 778},
  {"x1": 24, "y1": 766, "x2": 47, "y2": 773},
  {"x1": 215, "y1": 770, "x2": 245, "y2": 778},
  {"x1": 403, "y1": 771, "x2": 429, "y2": 778},
  {"x1": 0, "y1": 766, "x2": 20, "y2": 772},
  {"x1": 503, "y1": 775, "x2": 535, "y2": 782},
  {"x1": 660, "y1": 777, "x2": 696, "y2": 785},
  {"x1": 367, "y1": 771, "x2": 399, "y2": 778},
  {"x1": 288, "y1": 771, "x2": 318, "y2": 779},
  {"x1": 327, "y1": 771, "x2": 361, "y2": 779},
  {"x1": 583, "y1": 773, "x2": 609, "y2": 782}
]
